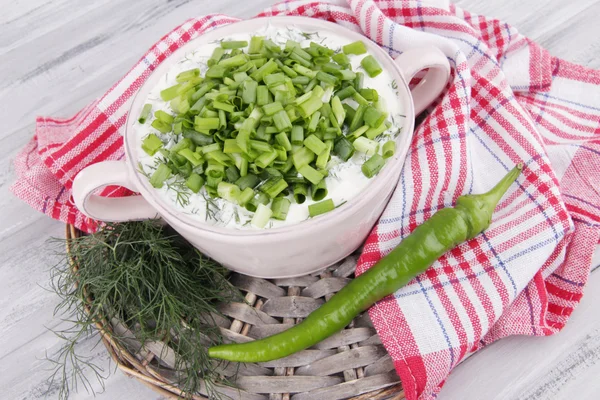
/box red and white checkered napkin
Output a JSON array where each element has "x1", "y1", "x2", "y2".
[{"x1": 11, "y1": 0, "x2": 600, "y2": 398}]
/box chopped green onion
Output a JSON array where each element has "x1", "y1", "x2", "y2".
[
  {"x1": 206, "y1": 65, "x2": 227, "y2": 79},
  {"x1": 235, "y1": 173, "x2": 260, "y2": 190},
  {"x1": 333, "y1": 137, "x2": 355, "y2": 161},
  {"x1": 138, "y1": 104, "x2": 152, "y2": 124},
  {"x1": 225, "y1": 166, "x2": 240, "y2": 183},
  {"x1": 242, "y1": 79, "x2": 258, "y2": 104},
  {"x1": 237, "y1": 187, "x2": 254, "y2": 206},
  {"x1": 250, "y1": 59, "x2": 278, "y2": 82},
  {"x1": 178, "y1": 148, "x2": 203, "y2": 167},
  {"x1": 249, "y1": 36, "x2": 264, "y2": 53},
  {"x1": 185, "y1": 173, "x2": 204, "y2": 193},
  {"x1": 359, "y1": 88, "x2": 379, "y2": 101},
  {"x1": 221, "y1": 40, "x2": 248, "y2": 49},
  {"x1": 217, "y1": 182, "x2": 241, "y2": 203},
  {"x1": 353, "y1": 136, "x2": 379, "y2": 156},
  {"x1": 246, "y1": 192, "x2": 270, "y2": 212},
  {"x1": 257, "y1": 85, "x2": 270, "y2": 106},
  {"x1": 149, "y1": 163, "x2": 171, "y2": 188},
  {"x1": 291, "y1": 125, "x2": 304, "y2": 145},
  {"x1": 348, "y1": 124, "x2": 369, "y2": 140},
  {"x1": 251, "y1": 203, "x2": 272, "y2": 228},
  {"x1": 349, "y1": 104, "x2": 367, "y2": 132},
  {"x1": 362, "y1": 153, "x2": 385, "y2": 178},
  {"x1": 335, "y1": 85, "x2": 356, "y2": 101},
  {"x1": 343, "y1": 40, "x2": 367, "y2": 55},
  {"x1": 311, "y1": 179, "x2": 328, "y2": 202},
  {"x1": 260, "y1": 177, "x2": 288, "y2": 198},
  {"x1": 262, "y1": 101, "x2": 284, "y2": 116},
  {"x1": 308, "y1": 111, "x2": 321, "y2": 132},
  {"x1": 142, "y1": 134, "x2": 163, "y2": 156},
  {"x1": 194, "y1": 117, "x2": 220, "y2": 131},
  {"x1": 293, "y1": 183, "x2": 308, "y2": 204},
  {"x1": 304, "y1": 134, "x2": 327, "y2": 155},
  {"x1": 273, "y1": 109, "x2": 292, "y2": 131},
  {"x1": 298, "y1": 164, "x2": 323, "y2": 185},
  {"x1": 255, "y1": 150, "x2": 279, "y2": 169},
  {"x1": 361, "y1": 55, "x2": 383, "y2": 78},
  {"x1": 250, "y1": 140, "x2": 272, "y2": 153},
  {"x1": 308, "y1": 199, "x2": 335, "y2": 217},
  {"x1": 208, "y1": 47, "x2": 224, "y2": 67},
  {"x1": 271, "y1": 197, "x2": 291, "y2": 220},
  {"x1": 316, "y1": 141, "x2": 332, "y2": 169},
  {"x1": 352, "y1": 91, "x2": 369, "y2": 106},
  {"x1": 275, "y1": 131, "x2": 292, "y2": 151},
  {"x1": 332, "y1": 52, "x2": 350, "y2": 66},
  {"x1": 331, "y1": 96, "x2": 345, "y2": 126},
  {"x1": 160, "y1": 84, "x2": 181, "y2": 101},
  {"x1": 176, "y1": 68, "x2": 200, "y2": 83},
  {"x1": 354, "y1": 72, "x2": 364, "y2": 91},
  {"x1": 316, "y1": 71, "x2": 338, "y2": 86},
  {"x1": 382, "y1": 140, "x2": 396, "y2": 158},
  {"x1": 366, "y1": 121, "x2": 391, "y2": 140},
  {"x1": 292, "y1": 146, "x2": 315, "y2": 169},
  {"x1": 363, "y1": 106, "x2": 386, "y2": 128},
  {"x1": 151, "y1": 119, "x2": 172, "y2": 133},
  {"x1": 213, "y1": 100, "x2": 235, "y2": 113}
]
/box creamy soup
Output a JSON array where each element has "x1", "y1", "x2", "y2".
[{"x1": 136, "y1": 24, "x2": 404, "y2": 229}]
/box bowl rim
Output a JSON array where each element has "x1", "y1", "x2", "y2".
[{"x1": 124, "y1": 15, "x2": 415, "y2": 238}]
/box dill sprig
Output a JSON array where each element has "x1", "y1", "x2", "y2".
[{"x1": 46, "y1": 221, "x2": 241, "y2": 399}]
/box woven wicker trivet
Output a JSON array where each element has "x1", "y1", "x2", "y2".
[{"x1": 66, "y1": 224, "x2": 404, "y2": 400}]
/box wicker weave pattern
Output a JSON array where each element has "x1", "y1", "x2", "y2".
[{"x1": 66, "y1": 225, "x2": 404, "y2": 400}]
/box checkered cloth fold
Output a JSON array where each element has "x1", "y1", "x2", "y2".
[{"x1": 11, "y1": 1, "x2": 600, "y2": 398}]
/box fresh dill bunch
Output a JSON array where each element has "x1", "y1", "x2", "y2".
[{"x1": 47, "y1": 220, "x2": 242, "y2": 399}]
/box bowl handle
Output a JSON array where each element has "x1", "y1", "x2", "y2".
[
  {"x1": 72, "y1": 161, "x2": 158, "y2": 222},
  {"x1": 394, "y1": 46, "x2": 451, "y2": 115}
]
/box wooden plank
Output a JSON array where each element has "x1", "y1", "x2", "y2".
[
  {"x1": 234, "y1": 376, "x2": 344, "y2": 394},
  {"x1": 218, "y1": 302, "x2": 280, "y2": 325},
  {"x1": 294, "y1": 346, "x2": 388, "y2": 376},
  {"x1": 261, "y1": 296, "x2": 325, "y2": 318},
  {"x1": 301, "y1": 277, "x2": 351, "y2": 298},
  {"x1": 290, "y1": 371, "x2": 400, "y2": 400},
  {"x1": 230, "y1": 274, "x2": 287, "y2": 299},
  {"x1": 310, "y1": 327, "x2": 376, "y2": 350}
]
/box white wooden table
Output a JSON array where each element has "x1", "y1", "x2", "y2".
[{"x1": 1, "y1": 1, "x2": 599, "y2": 399}]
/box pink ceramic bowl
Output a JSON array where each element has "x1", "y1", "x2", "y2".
[{"x1": 72, "y1": 16, "x2": 450, "y2": 278}]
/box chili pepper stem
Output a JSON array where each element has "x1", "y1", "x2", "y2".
[{"x1": 208, "y1": 164, "x2": 522, "y2": 363}]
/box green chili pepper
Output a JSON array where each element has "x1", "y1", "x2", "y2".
[{"x1": 208, "y1": 164, "x2": 522, "y2": 362}]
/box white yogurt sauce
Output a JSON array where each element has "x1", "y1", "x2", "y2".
[{"x1": 136, "y1": 25, "x2": 404, "y2": 230}]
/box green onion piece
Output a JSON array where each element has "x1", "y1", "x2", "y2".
[
  {"x1": 223, "y1": 139, "x2": 242, "y2": 153},
  {"x1": 171, "y1": 97, "x2": 190, "y2": 114},
  {"x1": 242, "y1": 79, "x2": 258, "y2": 104},
  {"x1": 263, "y1": 39, "x2": 281, "y2": 54},
  {"x1": 217, "y1": 181, "x2": 241, "y2": 203},
  {"x1": 264, "y1": 72, "x2": 286, "y2": 87},
  {"x1": 280, "y1": 64, "x2": 298, "y2": 78},
  {"x1": 218, "y1": 109, "x2": 227, "y2": 129},
  {"x1": 239, "y1": 157, "x2": 249, "y2": 176},
  {"x1": 185, "y1": 173, "x2": 204, "y2": 193},
  {"x1": 260, "y1": 177, "x2": 288, "y2": 198},
  {"x1": 293, "y1": 183, "x2": 308, "y2": 204},
  {"x1": 291, "y1": 125, "x2": 304, "y2": 145},
  {"x1": 178, "y1": 148, "x2": 203, "y2": 167},
  {"x1": 250, "y1": 59, "x2": 278, "y2": 82},
  {"x1": 183, "y1": 130, "x2": 214, "y2": 146},
  {"x1": 354, "y1": 72, "x2": 364, "y2": 91},
  {"x1": 316, "y1": 141, "x2": 332, "y2": 170},
  {"x1": 251, "y1": 203, "x2": 272, "y2": 228},
  {"x1": 206, "y1": 160, "x2": 225, "y2": 178},
  {"x1": 275, "y1": 132, "x2": 292, "y2": 151},
  {"x1": 322, "y1": 62, "x2": 342, "y2": 74},
  {"x1": 342, "y1": 40, "x2": 367, "y2": 55},
  {"x1": 149, "y1": 163, "x2": 171, "y2": 188},
  {"x1": 235, "y1": 173, "x2": 260, "y2": 190},
  {"x1": 316, "y1": 71, "x2": 338, "y2": 86},
  {"x1": 293, "y1": 64, "x2": 317, "y2": 79},
  {"x1": 331, "y1": 96, "x2": 345, "y2": 126},
  {"x1": 246, "y1": 192, "x2": 269, "y2": 212},
  {"x1": 332, "y1": 52, "x2": 350, "y2": 66},
  {"x1": 205, "y1": 151, "x2": 234, "y2": 167},
  {"x1": 262, "y1": 101, "x2": 284, "y2": 116},
  {"x1": 308, "y1": 111, "x2": 321, "y2": 133},
  {"x1": 308, "y1": 198, "x2": 335, "y2": 217},
  {"x1": 213, "y1": 100, "x2": 235, "y2": 113},
  {"x1": 142, "y1": 134, "x2": 163, "y2": 156},
  {"x1": 160, "y1": 84, "x2": 181, "y2": 101},
  {"x1": 218, "y1": 54, "x2": 248, "y2": 68},
  {"x1": 361, "y1": 55, "x2": 383, "y2": 77},
  {"x1": 194, "y1": 117, "x2": 220, "y2": 131},
  {"x1": 208, "y1": 47, "x2": 224, "y2": 67},
  {"x1": 206, "y1": 65, "x2": 227, "y2": 79},
  {"x1": 249, "y1": 36, "x2": 264, "y2": 53},
  {"x1": 298, "y1": 164, "x2": 323, "y2": 185},
  {"x1": 311, "y1": 179, "x2": 328, "y2": 201},
  {"x1": 225, "y1": 166, "x2": 240, "y2": 183},
  {"x1": 349, "y1": 104, "x2": 367, "y2": 132},
  {"x1": 297, "y1": 95, "x2": 324, "y2": 118},
  {"x1": 362, "y1": 153, "x2": 385, "y2": 178},
  {"x1": 382, "y1": 140, "x2": 396, "y2": 159},
  {"x1": 291, "y1": 76, "x2": 310, "y2": 85},
  {"x1": 352, "y1": 91, "x2": 369, "y2": 106},
  {"x1": 221, "y1": 40, "x2": 248, "y2": 50},
  {"x1": 171, "y1": 138, "x2": 192, "y2": 153},
  {"x1": 273, "y1": 110, "x2": 292, "y2": 131},
  {"x1": 271, "y1": 197, "x2": 291, "y2": 220},
  {"x1": 255, "y1": 149, "x2": 278, "y2": 169},
  {"x1": 257, "y1": 85, "x2": 270, "y2": 106},
  {"x1": 335, "y1": 85, "x2": 356, "y2": 101},
  {"x1": 348, "y1": 124, "x2": 370, "y2": 140},
  {"x1": 304, "y1": 134, "x2": 327, "y2": 155},
  {"x1": 151, "y1": 119, "x2": 172, "y2": 133},
  {"x1": 292, "y1": 146, "x2": 315, "y2": 169},
  {"x1": 360, "y1": 88, "x2": 379, "y2": 101},
  {"x1": 365, "y1": 121, "x2": 391, "y2": 140},
  {"x1": 353, "y1": 136, "x2": 379, "y2": 156},
  {"x1": 191, "y1": 82, "x2": 216, "y2": 102},
  {"x1": 237, "y1": 187, "x2": 254, "y2": 206},
  {"x1": 138, "y1": 104, "x2": 152, "y2": 124},
  {"x1": 250, "y1": 139, "x2": 272, "y2": 153},
  {"x1": 363, "y1": 106, "x2": 386, "y2": 128},
  {"x1": 176, "y1": 68, "x2": 200, "y2": 83},
  {"x1": 260, "y1": 167, "x2": 283, "y2": 180},
  {"x1": 333, "y1": 137, "x2": 355, "y2": 161}
]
